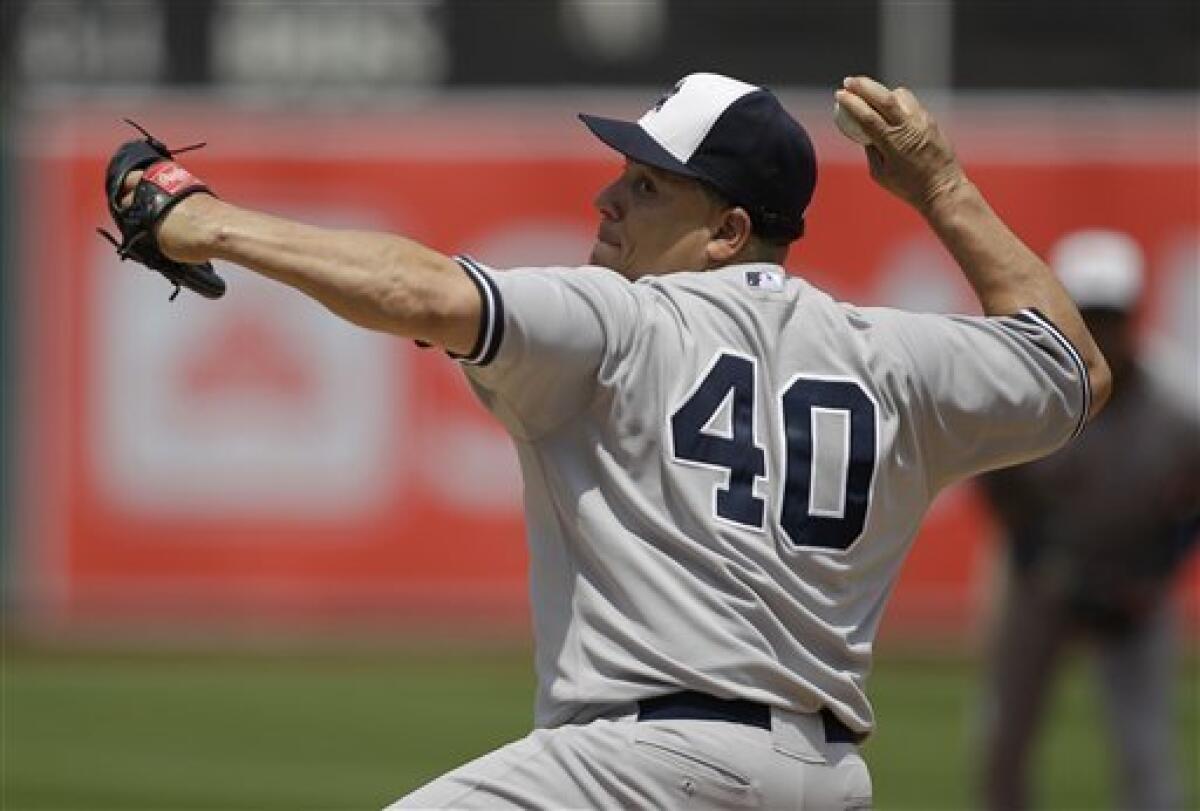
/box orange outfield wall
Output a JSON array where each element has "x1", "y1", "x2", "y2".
[{"x1": 16, "y1": 101, "x2": 1199, "y2": 637}]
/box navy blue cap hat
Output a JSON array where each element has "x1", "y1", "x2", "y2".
[{"x1": 579, "y1": 73, "x2": 817, "y2": 243}]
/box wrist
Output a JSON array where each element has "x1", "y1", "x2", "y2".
[
  {"x1": 917, "y1": 172, "x2": 975, "y2": 221},
  {"x1": 156, "y1": 192, "x2": 221, "y2": 263}
]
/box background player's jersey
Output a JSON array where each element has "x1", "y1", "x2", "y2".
[
  {"x1": 982, "y1": 363, "x2": 1199, "y2": 633},
  {"x1": 454, "y1": 256, "x2": 1089, "y2": 733}
]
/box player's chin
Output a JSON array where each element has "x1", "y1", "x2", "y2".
[{"x1": 588, "y1": 240, "x2": 622, "y2": 271}]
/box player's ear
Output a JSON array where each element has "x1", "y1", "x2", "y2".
[{"x1": 706, "y1": 206, "x2": 754, "y2": 265}]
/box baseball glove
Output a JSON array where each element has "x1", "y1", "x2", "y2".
[{"x1": 98, "y1": 120, "x2": 227, "y2": 301}]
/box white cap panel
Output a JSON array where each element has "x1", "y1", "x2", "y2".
[{"x1": 637, "y1": 72, "x2": 759, "y2": 163}]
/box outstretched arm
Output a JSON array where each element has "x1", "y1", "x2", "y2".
[
  {"x1": 129, "y1": 175, "x2": 482, "y2": 355},
  {"x1": 835, "y1": 76, "x2": 1111, "y2": 419}
]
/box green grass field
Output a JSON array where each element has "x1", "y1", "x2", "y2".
[{"x1": 3, "y1": 641, "x2": 1196, "y2": 810}]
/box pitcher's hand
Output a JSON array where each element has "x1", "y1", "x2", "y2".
[{"x1": 834, "y1": 76, "x2": 965, "y2": 212}]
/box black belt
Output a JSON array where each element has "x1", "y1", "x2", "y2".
[{"x1": 637, "y1": 691, "x2": 864, "y2": 745}]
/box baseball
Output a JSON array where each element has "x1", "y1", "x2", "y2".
[{"x1": 834, "y1": 101, "x2": 871, "y2": 146}]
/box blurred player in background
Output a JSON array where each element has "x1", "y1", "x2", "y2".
[
  {"x1": 977, "y1": 229, "x2": 1199, "y2": 811},
  {"x1": 105, "y1": 74, "x2": 1111, "y2": 809}
]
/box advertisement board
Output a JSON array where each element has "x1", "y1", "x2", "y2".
[{"x1": 16, "y1": 100, "x2": 1198, "y2": 635}]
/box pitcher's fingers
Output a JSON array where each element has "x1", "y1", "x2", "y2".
[
  {"x1": 843, "y1": 75, "x2": 907, "y2": 126},
  {"x1": 834, "y1": 89, "x2": 890, "y2": 143},
  {"x1": 120, "y1": 170, "x2": 144, "y2": 209},
  {"x1": 892, "y1": 87, "x2": 922, "y2": 118}
]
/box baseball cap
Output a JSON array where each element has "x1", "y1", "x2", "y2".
[
  {"x1": 1051, "y1": 229, "x2": 1145, "y2": 311},
  {"x1": 579, "y1": 72, "x2": 816, "y2": 243}
]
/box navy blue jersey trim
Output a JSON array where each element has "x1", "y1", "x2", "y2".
[
  {"x1": 1011, "y1": 307, "x2": 1091, "y2": 439},
  {"x1": 451, "y1": 255, "x2": 504, "y2": 366}
]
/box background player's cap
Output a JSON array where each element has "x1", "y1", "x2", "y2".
[
  {"x1": 1051, "y1": 229, "x2": 1145, "y2": 312},
  {"x1": 579, "y1": 72, "x2": 816, "y2": 243}
]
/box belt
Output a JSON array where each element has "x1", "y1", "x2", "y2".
[{"x1": 637, "y1": 691, "x2": 864, "y2": 745}]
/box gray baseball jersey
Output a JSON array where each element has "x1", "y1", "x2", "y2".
[{"x1": 453, "y1": 256, "x2": 1089, "y2": 736}]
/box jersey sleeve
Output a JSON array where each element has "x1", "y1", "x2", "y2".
[
  {"x1": 452, "y1": 256, "x2": 648, "y2": 439},
  {"x1": 879, "y1": 307, "x2": 1091, "y2": 490}
]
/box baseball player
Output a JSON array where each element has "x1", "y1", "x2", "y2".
[
  {"x1": 102, "y1": 74, "x2": 1110, "y2": 809},
  {"x1": 978, "y1": 229, "x2": 1199, "y2": 811}
]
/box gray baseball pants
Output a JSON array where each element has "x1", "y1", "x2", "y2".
[
  {"x1": 386, "y1": 704, "x2": 872, "y2": 809},
  {"x1": 979, "y1": 582, "x2": 1183, "y2": 810}
]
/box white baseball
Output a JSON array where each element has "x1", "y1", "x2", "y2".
[{"x1": 833, "y1": 101, "x2": 871, "y2": 146}]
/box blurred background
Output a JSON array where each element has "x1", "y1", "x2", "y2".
[{"x1": 1, "y1": 1, "x2": 1196, "y2": 809}]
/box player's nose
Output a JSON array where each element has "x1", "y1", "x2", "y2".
[{"x1": 593, "y1": 177, "x2": 623, "y2": 221}]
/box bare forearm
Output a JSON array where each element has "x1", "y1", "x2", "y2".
[
  {"x1": 161, "y1": 195, "x2": 478, "y2": 352},
  {"x1": 205, "y1": 202, "x2": 441, "y2": 328},
  {"x1": 920, "y1": 179, "x2": 1110, "y2": 416},
  {"x1": 922, "y1": 178, "x2": 1066, "y2": 316}
]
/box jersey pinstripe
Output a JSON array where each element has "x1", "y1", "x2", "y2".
[{"x1": 454, "y1": 256, "x2": 1089, "y2": 734}]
